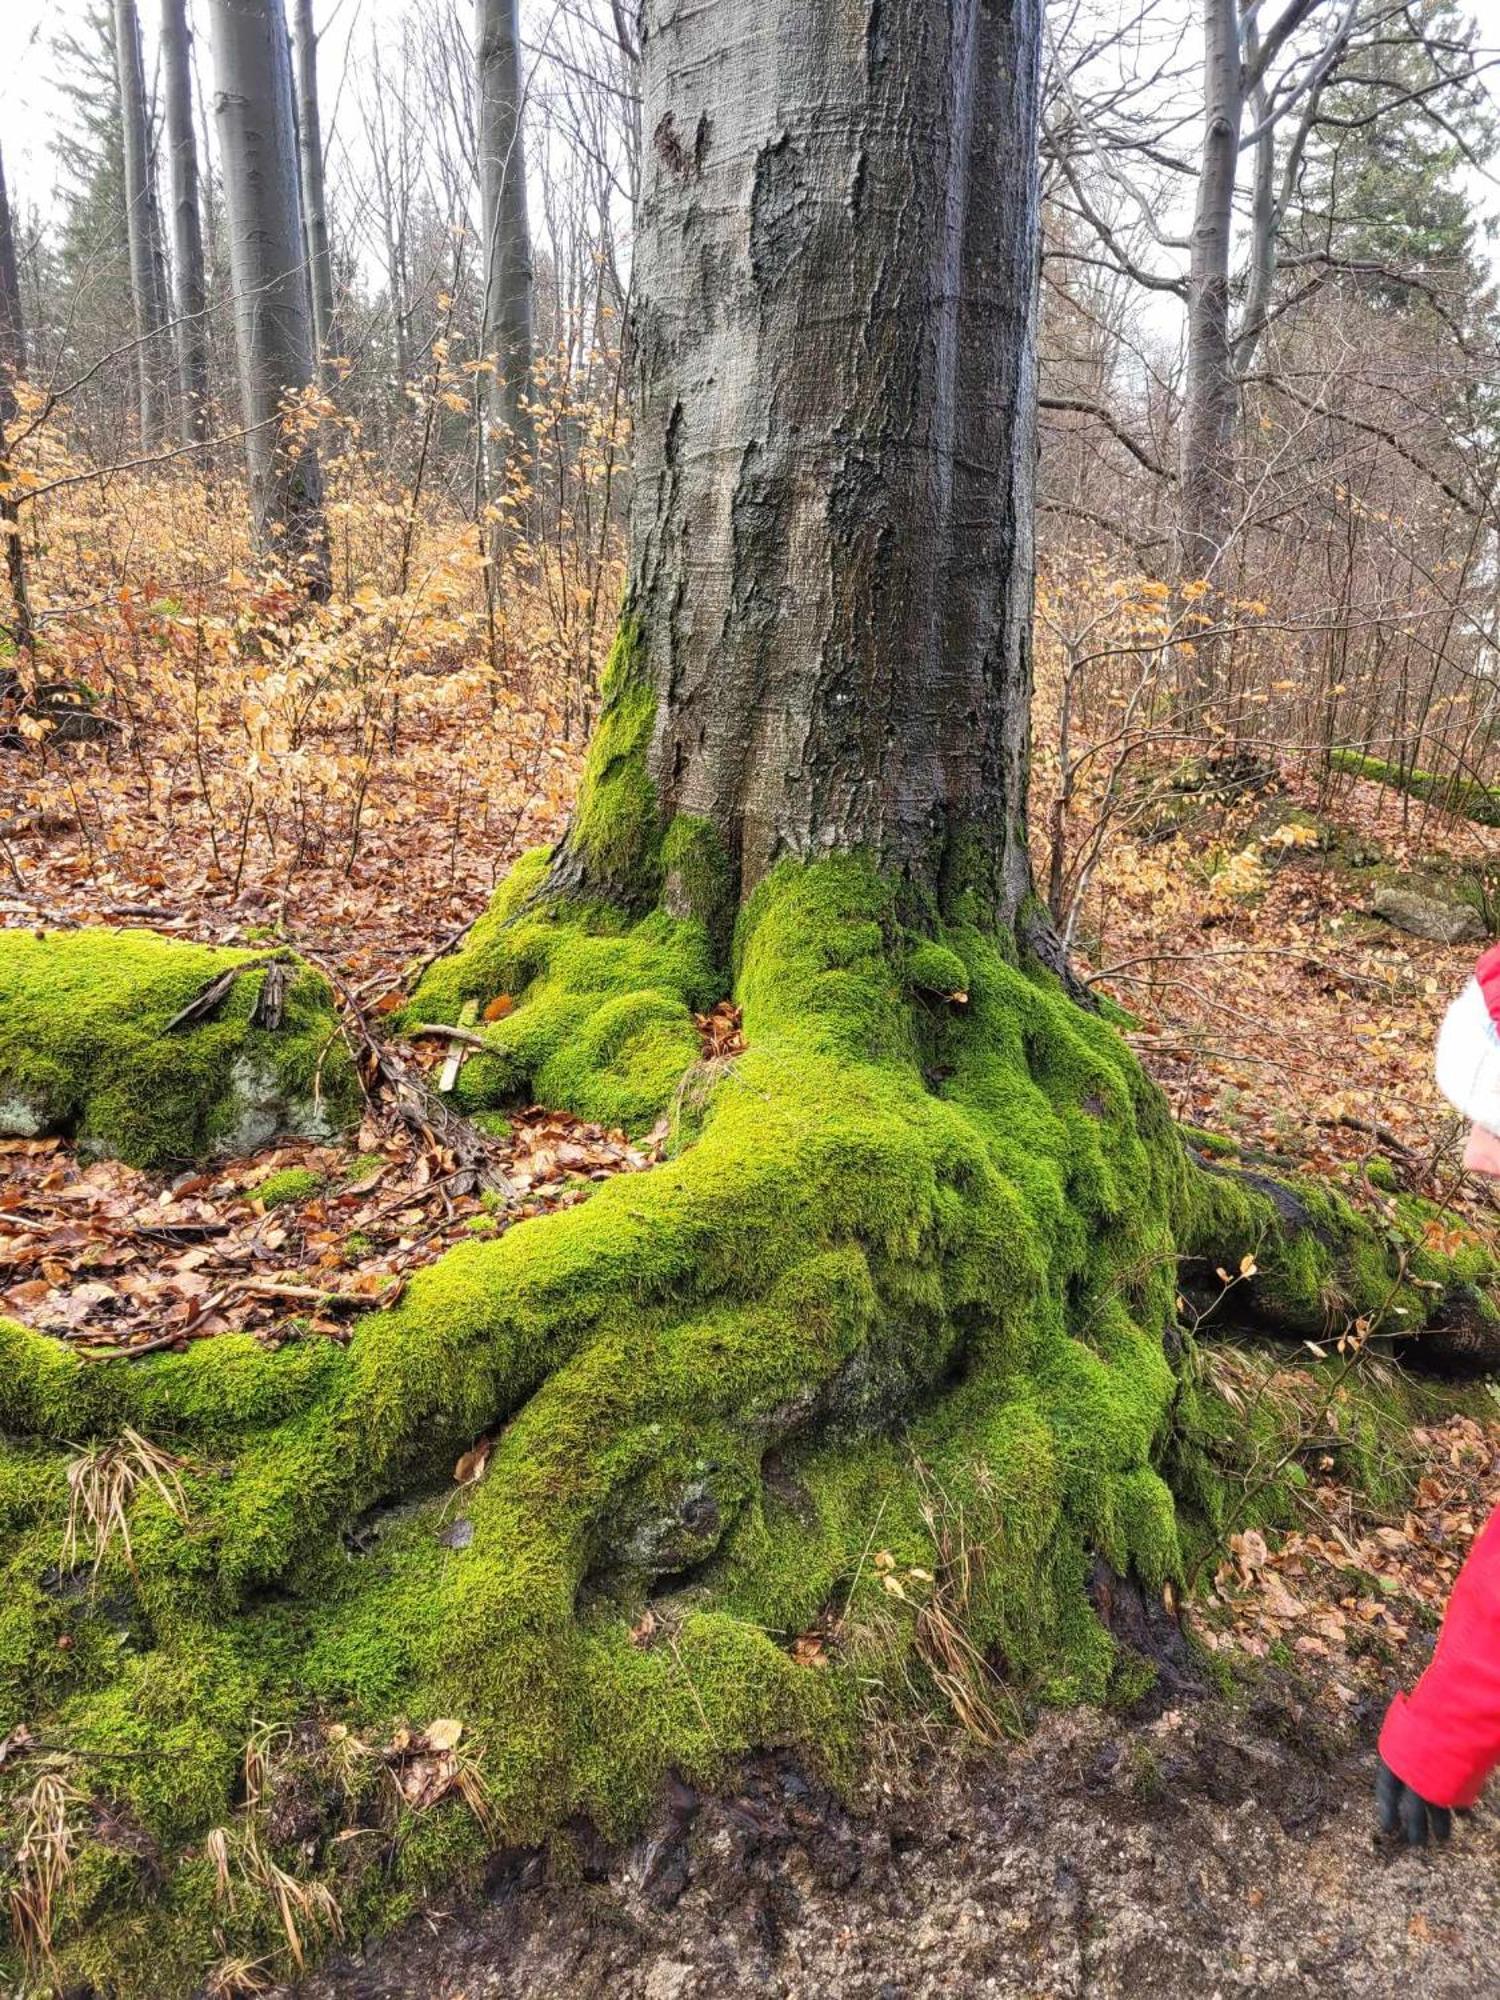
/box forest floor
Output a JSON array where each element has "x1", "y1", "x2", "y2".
[
  {"x1": 8, "y1": 713, "x2": 1500, "y2": 1994},
  {"x1": 286, "y1": 1392, "x2": 1500, "y2": 1997},
  {"x1": 290, "y1": 1687, "x2": 1500, "y2": 1999}
]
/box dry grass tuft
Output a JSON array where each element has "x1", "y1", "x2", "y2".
[
  {"x1": 8, "y1": 1770, "x2": 86, "y2": 1974},
  {"x1": 912, "y1": 1463, "x2": 1024, "y2": 1747},
  {"x1": 204, "y1": 1725, "x2": 343, "y2": 1972},
  {"x1": 207, "y1": 1819, "x2": 343, "y2": 1973},
  {"x1": 62, "y1": 1426, "x2": 190, "y2": 1575},
  {"x1": 204, "y1": 1942, "x2": 273, "y2": 1998}
]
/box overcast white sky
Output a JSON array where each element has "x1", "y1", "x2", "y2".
[{"x1": 2, "y1": 0, "x2": 420, "y2": 217}]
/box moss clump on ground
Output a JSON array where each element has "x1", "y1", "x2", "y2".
[
  {"x1": 253, "y1": 1166, "x2": 325, "y2": 1209},
  {"x1": 0, "y1": 929, "x2": 357, "y2": 1168},
  {"x1": 0, "y1": 856, "x2": 1494, "y2": 1993},
  {"x1": 1330, "y1": 748, "x2": 1500, "y2": 828},
  {"x1": 1169, "y1": 1337, "x2": 1493, "y2": 1578}
]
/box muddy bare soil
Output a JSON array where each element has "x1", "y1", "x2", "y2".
[{"x1": 292, "y1": 1684, "x2": 1500, "y2": 2000}]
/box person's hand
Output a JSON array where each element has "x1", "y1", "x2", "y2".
[{"x1": 1377, "y1": 1756, "x2": 1454, "y2": 1845}]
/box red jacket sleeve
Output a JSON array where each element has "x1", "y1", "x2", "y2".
[
  {"x1": 1380, "y1": 1506, "x2": 1500, "y2": 1808},
  {"x1": 1476, "y1": 942, "x2": 1500, "y2": 1033}
]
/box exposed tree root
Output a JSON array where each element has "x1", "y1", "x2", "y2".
[
  {"x1": 0, "y1": 853, "x2": 1495, "y2": 1991},
  {"x1": 1183, "y1": 1156, "x2": 1500, "y2": 1372}
]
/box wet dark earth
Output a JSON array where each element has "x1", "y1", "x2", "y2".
[{"x1": 290, "y1": 1686, "x2": 1500, "y2": 1999}]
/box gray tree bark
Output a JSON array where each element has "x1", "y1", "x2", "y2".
[
  {"x1": 291, "y1": 0, "x2": 336, "y2": 382},
  {"x1": 0, "y1": 141, "x2": 32, "y2": 667},
  {"x1": 0, "y1": 144, "x2": 24, "y2": 394},
  {"x1": 114, "y1": 0, "x2": 166, "y2": 450},
  {"x1": 475, "y1": 0, "x2": 534, "y2": 530},
  {"x1": 620, "y1": 0, "x2": 1043, "y2": 923},
  {"x1": 161, "y1": 0, "x2": 211, "y2": 442},
  {"x1": 208, "y1": 0, "x2": 327, "y2": 590},
  {"x1": 1176, "y1": 0, "x2": 1242, "y2": 582}
]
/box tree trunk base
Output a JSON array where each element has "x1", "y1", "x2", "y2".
[{"x1": 0, "y1": 853, "x2": 1494, "y2": 1992}]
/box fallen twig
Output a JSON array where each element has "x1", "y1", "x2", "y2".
[
  {"x1": 237, "y1": 1277, "x2": 404, "y2": 1310},
  {"x1": 164, "y1": 953, "x2": 287, "y2": 1033},
  {"x1": 413, "y1": 1021, "x2": 490, "y2": 1051},
  {"x1": 292, "y1": 941, "x2": 513, "y2": 1203},
  {"x1": 1316, "y1": 1111, "x2": 1417, "y2": 1161}
]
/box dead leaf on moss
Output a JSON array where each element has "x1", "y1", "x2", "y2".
[{"x1": 453, "y1": 1439, "x2": 492, "y2": 1487}]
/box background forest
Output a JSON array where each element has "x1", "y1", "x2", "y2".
[
  {"x1": 5, "y1": 0, "x2": 1500, "y2": 1994},
  {"x1": 3, "y1": 0, "x2": 1499, "y2": 1110}
]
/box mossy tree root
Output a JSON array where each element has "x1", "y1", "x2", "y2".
[
  {"x1": 1182, "y1": 1156, "x2": 1500, "y2": 1373},
  {"x1": 0, "y1": 848, "x2": 1495, "y2": 1992},
  {"x1": 1329, "y1": 747, "x2": 1500, "y2": 829}
]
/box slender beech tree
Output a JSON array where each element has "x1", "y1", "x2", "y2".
[
  {"x1": 1176, "y1": 0, "x2": 1361, "y2": 578},
  {"x1": 5, "y1": 8, "x2": 1496, "y2": 1989},
  {"x1": 208, "y1": 0, "x2": 327, "y2": 588},
  {"x1": 1049, "y1": 0, "x2": 1485, "y2": 583},
  {"x1": 113, "y1": 0, "x2": 166, "y2": 448},
  {"x1": 475, "y1": 0, "x2": 534, "y2": 532},
  {"x1": 0, "y1": 151, "x2": 24, "y2": 392},
  {"x1": 291, "y1": 0, "x2": 336, "y2": 380},
  {"x1": 0, "y1": 141, "x2": 31, "y2": 670},
  {"x1": 161, "y1": 0, "x2": 211, "y2": 440}
]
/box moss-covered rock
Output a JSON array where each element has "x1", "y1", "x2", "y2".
[
  {"x1": 0, "y1": 857, "x2": 1494, "y2": 1992},
  {"x1": 0, "y1": 929, "x2": 358, "y2": 1167},
  {"x1": 1371, "y1": 883, "x2": 1483, "y2": 944}
]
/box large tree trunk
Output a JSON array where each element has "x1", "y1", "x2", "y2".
[
  {"x1": 208, "y1": 0, "x2": 327, "y2": 590},
  {"x1": 114, "y1": 0, "x2": 166, "y2": 451},
  {"x1": 7, "y1": 10, "x2": 1499, "y2": 1992},
  {"x1": 291, "y1": 0, "x2": 336, "y2": 382},
  {"x1": 161, "y1": 0, "x2": 211, "y2": 442},
  {"x1": 560, "y1": 0, "x2": 1041, "y2": 927},
  {"x1": 475, "y1": 0, "x2": 535, "y2": 532},
  {"x1": 1176, "y1": 0, "x2": 1243, "y2": 582}
]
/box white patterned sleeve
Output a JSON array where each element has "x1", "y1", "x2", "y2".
[{"x1": 1434, "y1": 977, "x2": 1500, "y2": 1131}]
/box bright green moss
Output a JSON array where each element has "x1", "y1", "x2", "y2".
[
  {"x1": 1329, "y1": 748, "x2": 1500, "y2": 827},
  {"x1": 907, "y1": 941, "x2": 969, "y2": 999},
  {"x1": 1178, "y1": 1159, "x2": 1500, "y2": 1348},
  {"x1": 400, "y1": 845, "x2": 553, "y2": 1020},
  {"x1": 1, "y1": 852, "x2": 1493, "y2": 1994},
  {"x1": 566, "y1": 617, "x2": 662, "y2": 900},
  {"x1": 253, "y1": 1166, "x2": 325, "y2": 1209},
  {"x1": 0, "y1": 929, "x2": 357, "y2": 1167},
  {"x1": 660, "y1": 815, "x2": 735, "y2": 941},
  {"x1": 1180, "y1": 1123, "x2": 1240, "y2": 1161},
  {"x1": 406, "y1": 892, "x2": 719, "y2": 1134}
]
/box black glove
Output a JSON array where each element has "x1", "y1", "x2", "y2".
[{"x1": 1377, "y1": 1756, "x2": 1453, "y2": 1845}]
